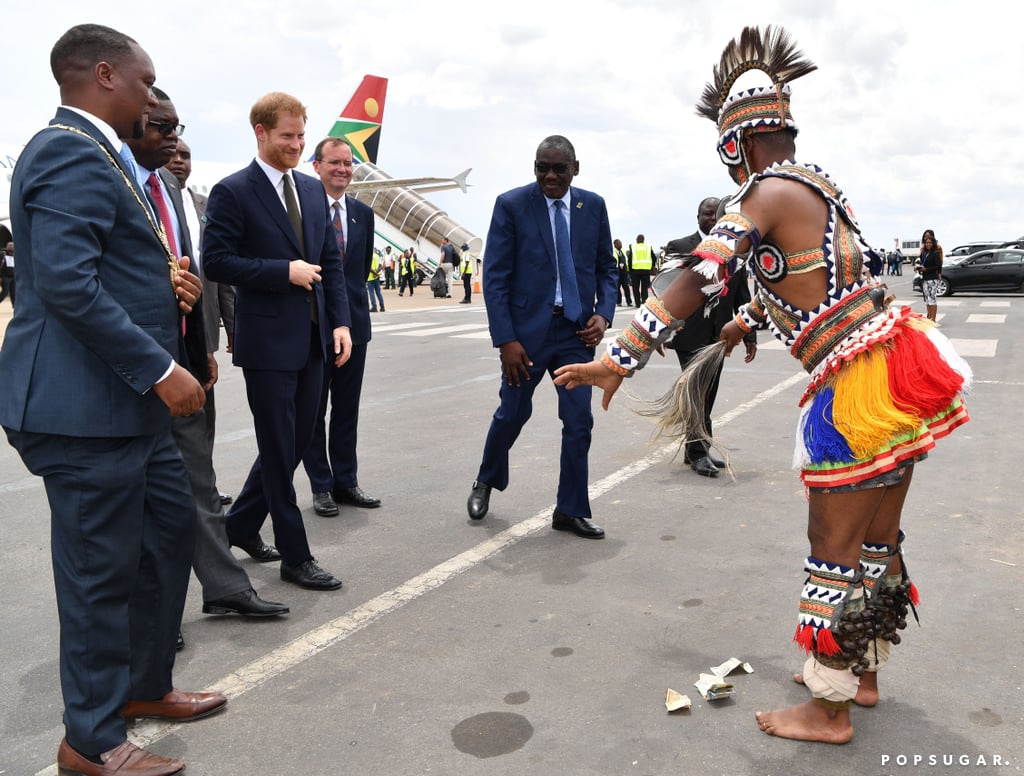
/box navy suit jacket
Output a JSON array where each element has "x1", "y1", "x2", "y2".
[
  {"x1": 186, "y1": 186, "x2": 236, "y2": 354},
  {"x1": 0, "y1": 108, "x2": 180, "y2": 436},
  {"x1": 201, "y1": 160, "x2": 350, "y2": 370},
  {"x1": 338, "y1": 194, "x2": 374, "y2": 346},
  {"x1": 483, "y1": 182, "x2": 616, "y2": 355}
]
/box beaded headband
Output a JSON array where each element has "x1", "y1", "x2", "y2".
[{"x1": 696, "y1": 26, "x2": 816, "y2": 178}]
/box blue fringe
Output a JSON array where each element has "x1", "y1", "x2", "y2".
[{"x1": 803, "y1": 387, "x2": 855, "y2": 464}]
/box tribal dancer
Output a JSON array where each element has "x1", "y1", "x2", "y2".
[{"x1": 554, "y1": 25, "x2": 970, "y2": 744}]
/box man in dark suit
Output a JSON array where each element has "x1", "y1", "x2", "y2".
[
  {"x1": 203, "y1": 92, "x2": 352, "y2": 591},
  {"x1": 664, "y1": 196, "x2": 757, "y2": 477},
  {"x1": 301, "y1": 137, "x2": 381, "y2": 516},
  {"x1": 167, "y1": 138, "x2": 237, "y2": 506},
  {"x1": 466, "y1": 135, "x2": 617, "y2": 538},
  {"x1": 0, "y1": 24, "x2": 224, "y2": 775},
  {"x1": 130, "y1": 91, "x2": 289, "y2": 621}
]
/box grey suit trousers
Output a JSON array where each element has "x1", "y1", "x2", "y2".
[{"x1": 171, "y1": 409, "x2": 250, "y2": 600}]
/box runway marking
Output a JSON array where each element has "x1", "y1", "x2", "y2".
[
  {"x1": 949, "y1": 338, "x2": 998, "y2": 358},
  {"x1": 980, "y1": 300, "x2": 1011, "y2": 307},
  {"x1": 32, "y1": 369, "x2": 807, "y2": 774},
  {"x1": 369, "y1": 322, "x2": 436, "y2": 333},
  {"x1": 392, "y1": 323, "x2": 488, "y2": 336},
  {"x1": 966, "y1": 313, "x2": 1007, "y2": 324}
]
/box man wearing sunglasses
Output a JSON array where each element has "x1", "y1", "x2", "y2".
[{"x1": 466, "y1": 135, "x2": 617, "y2": 539}]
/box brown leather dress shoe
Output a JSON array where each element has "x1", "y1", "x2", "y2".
[
  {"x1": 122, "y1": 688, "x2": 227, "y2": 722},
  {"x1": 57, "y1": 738, "x2": 184, "y2": 775}
]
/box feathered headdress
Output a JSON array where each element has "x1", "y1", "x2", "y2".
[{"x1": 697, "y1": 26, "x2": 816, "y2": 178}]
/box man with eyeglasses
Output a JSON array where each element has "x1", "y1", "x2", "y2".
[{"x1": 466, "y1": 135, "x2": 617, "y2": 539}]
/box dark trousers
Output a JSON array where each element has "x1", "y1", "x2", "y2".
[
  {"x1": 303, "y1": 343, "x2": 368, "y2": 493},
  {"x1": 476, "y1": 316, "x2": 594, "y2": 517},
  {"x1": 384, "y1": 266, "x2": 396, "y2": 289},
  {"x1": 673, "y1": 347, "x2": 724, "y2": 460},
  {"x1": 6, "y1": 428, "x2": 194, "y2": 756},
  {"x1": 616, "y1": 269, "x2": 633, "y2": 306},
  {"x1": 462, "y1": 273, "x2": 473, "y2": 302},
  {"x1": 226, "y1": 331, "x2": 324, "y2": 567},
  {"x1": 631, "y1": 272, "x2": 650, "y2": 306},
  {"x1": 399, "y1": 274, "x2": 415, "y2": 294}
]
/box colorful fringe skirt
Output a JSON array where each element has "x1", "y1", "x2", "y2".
[{"x1": 793, "y1": 305, "x2": 971, "y2": 489}]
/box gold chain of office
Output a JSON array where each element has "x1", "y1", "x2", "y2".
[{"x1": 51, "y1": 124, "x2": 179, "y2": 288}]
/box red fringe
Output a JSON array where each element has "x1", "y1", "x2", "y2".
[
  {"x1": 793, "y1": 624, "x2": 815, "y2": 654},
  {"x1": 814, "y1": 627, "x2": 842, "y2": 656},
  {"x1": 886, "y1": 327, "x2": 963, "y2": 420},
  {"x1": 909, "y1": 582, "x2": 920, "y2": 606},
  {"x1": 794, "y1": 623, "x2": 842, "y2": 656}
]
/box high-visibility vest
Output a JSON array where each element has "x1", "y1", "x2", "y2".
[
  {"x1": 367, "y1": 253, "x2": 381, "y2": 281},
  {"x1": 630, "y1": 243, "x2": 653, "y2": 270},
  {"x1": 460, "y1": 252, "x2": 473, "y2": 275}
]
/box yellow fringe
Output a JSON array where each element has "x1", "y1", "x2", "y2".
[{"x1": 829, "y1": 346, "x2": 921, "y2": 460}]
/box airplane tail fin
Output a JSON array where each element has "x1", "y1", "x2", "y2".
[{"x1": 326, "y1": 75, "x2": 388, "y2": 165}]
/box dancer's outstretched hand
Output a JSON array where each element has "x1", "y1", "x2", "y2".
[{"x1": 554, "y1": 360, "x2": 624, "y2": 410}]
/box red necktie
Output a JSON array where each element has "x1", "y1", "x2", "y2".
[
  {"x1": 332, "y1": 200, "x2": 346, "y2": 260},
  {"x1": 147, "y1": 173, "x2": 185, "y2": 334},
  {"x1": 147, "y1": 172, "x2": 179, "y2": 257}
]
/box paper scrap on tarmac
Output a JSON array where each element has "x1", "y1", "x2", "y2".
[
  {"x1": 710, "y1": 657, "x2": 754, "y2": 677},
  {"x1": 665, "y1": 688, "x2": 692, "y2": 712},
  {"x1": 695, "y1": 673, "x2": 734, "y2": 701}
]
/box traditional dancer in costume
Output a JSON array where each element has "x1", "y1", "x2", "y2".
[{"x1": 554, "y1": 25, "x2": 970, "y2": 744}]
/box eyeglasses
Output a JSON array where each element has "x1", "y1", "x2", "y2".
[
  {"x1": 148, "y1": 121, "x2": 185, "y2": 137},
  {"x1": 534, "y1": 161, "x2": 571, "y2": 175}
]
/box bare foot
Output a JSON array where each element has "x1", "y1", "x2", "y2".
[
  {"x1": 755, "y1": 701, "x2": 853, "y2": 744},
  {"x1": 791, "y1": 672, "x2": 879, "y2": 707}
]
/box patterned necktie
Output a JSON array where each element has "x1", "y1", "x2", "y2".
[
  {"x1": 332, "y1": 200, "x2": 346, "y2": 260},
  {"x1": 282, "y1": 172, "x2": 305, "y2": 255},
  {"x1": 552, "y1": 200, "x2": 582, "y2": 323},
  {"x1": 146, "y1": 172, "x2": 179, "y2": 257}
]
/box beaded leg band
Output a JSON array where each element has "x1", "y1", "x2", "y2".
[
  {"x1": 794, "y1": 557, "x2": 874, "y2": 676},
  {"x1": 860, "y1": 530, "x2": 920, "y2": 645},
  {"x1": 601, "y1": 297, "x2": 683, "y2": 376}
]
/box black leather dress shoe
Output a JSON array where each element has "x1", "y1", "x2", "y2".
[
  {"x1": 227, "y1": 531, "x2": 282, "y2": 562},
  {"x1": 202, "y1": 588, "x2": 290, "y2": 617},
  {"x1": 280, "y1": 559, "x2": 342, "y2": 590},
  {"x1": 467, "y1": 480, "x2": 491, "y2": 520},
  {"x1": 334, "y1": 486, "x2": 381, "y2": 508},
  {"x1": 312, "y1": 491, "x2": 339, "y2": 516},
  {"x1": 218, "y1": 491, "x2": 233, "y2": 506},
  {"x1": 683, "y1": 451, "x2": 725, "y2": 468},
  {"x1": 691, "y1": 455, "x2": 720, "y2": 477},
  {"x1": 552, "y1": 509, "x2": 605, "y2": 539},
  {"x1": 176, "y1": 632, "x2": 184, "y2": 651}
]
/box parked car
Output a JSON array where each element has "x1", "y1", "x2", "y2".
[
  {"x1": 946, "y1": 241, "x2": 1004, "y2": 261},
  {"x1": 935, "y1": 248, "x2": 1024, "y2": 296}
]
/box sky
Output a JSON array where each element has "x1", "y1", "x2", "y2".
[{"x1": 4, "y1": 0, "x2": 1022, "y2": 256}]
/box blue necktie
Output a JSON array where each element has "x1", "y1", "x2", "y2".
[{"x1": 553, "y1": 200, "x2": 582, "y2": 323}]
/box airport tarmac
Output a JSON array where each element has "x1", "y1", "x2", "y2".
[{"x1": 0, "y1": 272, "x2": 1020, "y2": 776}]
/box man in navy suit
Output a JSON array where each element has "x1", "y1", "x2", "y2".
[
  {"x1": 301, "y1": 137, "x2": 381, "y2": 516},
  {"x1": 466, "y1": 135, "x2": 617, "y2": 538},
  {"x1": 129, "y1": 90, "x2": 289, "y2": 621},
  {"x1": 0, "y1": 24, "x2": 223, "y2": 775},
  {"x1": 203, "y1": 92, "x2": 351, "y2": 591}
]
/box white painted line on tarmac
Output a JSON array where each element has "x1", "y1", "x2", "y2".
[
  {"x1": 30, "y1": 369, "x2": 807, "y2": 774},
  {"x1": 369, "y1": 321, "x2": 435, "y2": 332},
  {"x1": 949, "y1": 338, "x2": 998, "y2": 357},
  {"x1": 392, "y1": 323, "x2": 488, "y2": 336},
  {"x1": 966, "y1": 314, "x2": 1007, "y2": 324}
]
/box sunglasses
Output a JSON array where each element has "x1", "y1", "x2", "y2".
[
  {"x1": 534, "y1": 161, "x2": 571, "y2": 175},
  {"x1": 148, "y1": 121, "x2": 185, "y2": 137}
]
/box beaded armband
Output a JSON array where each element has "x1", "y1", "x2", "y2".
[
  {"x1": 735, "y1": 298, "x2": 767, "y2": 333},
  {"x1": 601, "y1": 297, "x2": 682, "y2": 377},
  {"x1": 688, "y1": 212, "x2": 761, "y2": 298}
]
